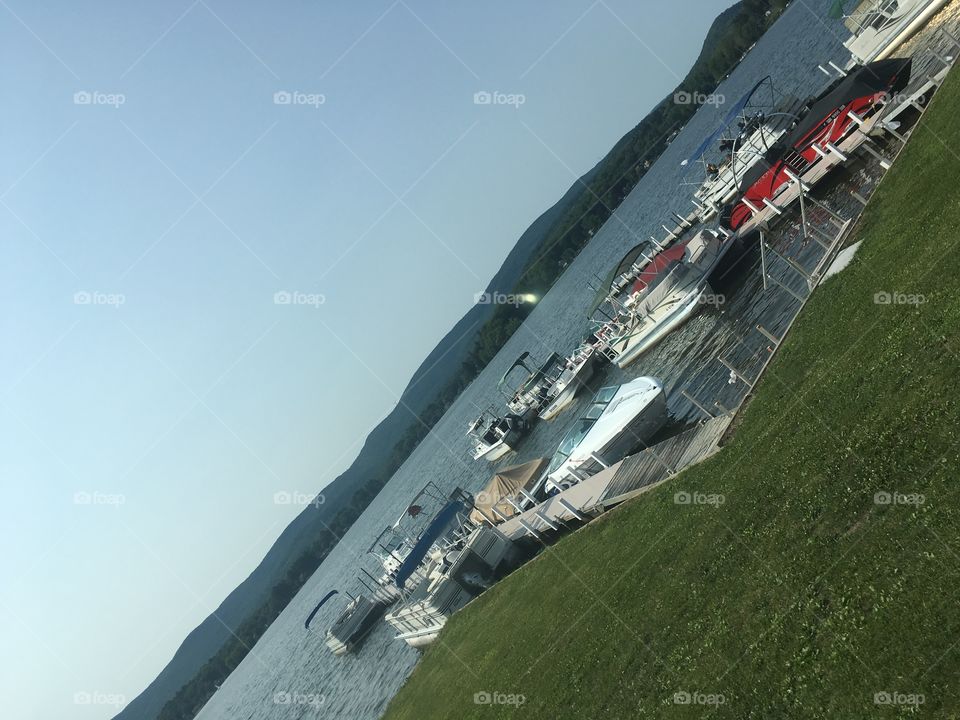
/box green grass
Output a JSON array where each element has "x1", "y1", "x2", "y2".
[{"x1": 382, "y1": 69, "x2": 960, "y2": 719}]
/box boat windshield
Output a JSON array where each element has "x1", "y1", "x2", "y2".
[
  {"x1": 595, "y1": 385, "x2": 619, "y2": 403},
  {"x1": 547, "y1": 418, "x2": 594, "y2": 474},
  {"x1": 546, "y1": 385, "x2": 620, "y2": 475}
]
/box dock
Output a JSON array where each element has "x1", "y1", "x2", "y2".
[{"x1": 498, "y1": 415, "x2": 732, "y2": 541}]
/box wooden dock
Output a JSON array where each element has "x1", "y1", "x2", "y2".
[{"x1": 497, "y1": 415, "x2": 731, "y2": 541}]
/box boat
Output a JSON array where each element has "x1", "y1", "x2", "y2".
[
  {"x1": 833, "y1": 0, "x2": 950, "y2": 67},
  {"x1": 468, "y1": 458, "x2": 550, "y2": 524},
  {"x1": 604, "y1": 230, "x2": 728, "y2": 368},
  {"x1": 384, "y1": 491, "x2": 519, "y2": 648},
  {"x1": 324, "y1": 594, "x2": 388, "y2": 656},
  {"x1": 683, "y1": 77, "x2": 806, "y2": 223},
  {"x1": 544, "y1": 377, "x2": 668, "y2": 489},
  {"x1": 723, "y1": 57, "x2": 912, "y2": 232},
  {"x1": 467, "y1": 411, "x2": 530, "y2": 461},
  {"x1": 322, "y1": 489, "x2": 461, "y2": 657},
  {"x1": 588, "y1": 241, "x2": 659, "y2": 317},
  {"x1": 538, "y1": 345, "x2": 598, "y2": 421},
  {"x1": 498, "y1": 351, "x2": 564, "y2": 416}
]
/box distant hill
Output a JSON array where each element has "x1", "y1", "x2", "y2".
[{"x1": 700, "y1": 2, "x2": 746, "y2": 62}]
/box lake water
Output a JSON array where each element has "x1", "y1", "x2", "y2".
[{"x1": 192, "y1": 3, "x2": 875, "y2": 718}]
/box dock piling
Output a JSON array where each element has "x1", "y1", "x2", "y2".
[
  {"x1": 719, "y1": 357, "x2": 755, "y2": 388},
  {"x1": 681, "y1": 389, "x2": 715, "y2": 420},
  {"x1": 755, "y1": 324, "x2": 781, "y2": 346}
]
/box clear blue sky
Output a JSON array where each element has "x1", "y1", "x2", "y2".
[{"x1": 0, "y1": 1, "x2": 734, "y2": 718}]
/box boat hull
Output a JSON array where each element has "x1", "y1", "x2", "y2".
[
  {"x1": 727, "y1": 58, "x2": 912, "y2": 232},
  {"x1": 476, "y1": 440, "x2": 513, "y2": 462},
  {"x1": 324, "y1": 596, "x2": 386, "y2": 657},
  {"x1": 846, "y1": 0, "x2": 949, "y2": 66},
  {"x1": 614, "y1": 284, "x2": 709, "y2": 368},
  {"x1": 539, "y1": 355, "x2": 597, "y2": 421}
]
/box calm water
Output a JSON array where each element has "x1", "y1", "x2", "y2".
[{"x1": 195, "y1": 3, "x2": 856, "y2": 718}]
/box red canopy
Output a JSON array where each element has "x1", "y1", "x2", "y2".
[{"x1": 632, "y1": 242, "x2": 687, "y2": 294}]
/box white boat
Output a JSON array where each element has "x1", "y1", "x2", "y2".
[
  {"x1": 467, "y1": 412, "x2": 529, "y2": 461},
  {"x1": 544, "y1": 377, "x2": 668, "y2": 489},
  {"x1": 683, "y1": 79, "x2": 806, "y2": 224},
  {"x1": 498, "y1": 351, "x2": 564, "y2": 416},
  {"x1": 605, "y1": 230, "x2": 727, "y2": 368},
  {"x1": 693, "y1": 120, "x2": 789, "y2": 222},
  {"x1": 538, "y1": 345, "x2": 598, "y2": 421},
  {"x1": 839, "y1": 0, "x2": 949, "y2": 67}
]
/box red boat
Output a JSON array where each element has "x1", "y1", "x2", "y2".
[{"x1": 724, "y1": 58, "x2": 912, "y2": 231}]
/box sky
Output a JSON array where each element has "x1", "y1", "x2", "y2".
[{"x1": 0, "y1": 1, "x2": 735, "y2": 718}]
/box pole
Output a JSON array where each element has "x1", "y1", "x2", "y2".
[
  {"x1": 756, "y1": 325, "x2": 781, "y2": 346},
  {"x1": 681, "y1": 389, "x2": 715, "y2": 420},
  {"x1": 719, "y1": 357, "x2": 755, "y2": 388},
  {"x1": 759, "y1": 231, "x2": 768, "y2": 291}
]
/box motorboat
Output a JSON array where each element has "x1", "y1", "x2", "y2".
[
  {"x1": 467, "y1": 411, "x2": 530, "y2": 462},
  {"x1": 604, "y1": 230, "x2": 728, "y2": 368},
  {"x1": 538, "y1": 345, "x2": 598, "y2": 421},
  {"x1": 834, "y1": 0, "x2": 950, "y2": 66},
  {"x1": 724, "y1": 58, "x2": 912, "y2": 232},
  {"x1": 587, "y1": 241, "x2": 659, "y2": 317},
  {"x1": 545, "y1": 377, "x2": 667, "y2": 488},
  {"x1": 498, "y1": 351, "x2": 564, "y2": 415},
  {"x1": 324, "y1": 594, "x2": 387, "y2": 656},
  {"x1": 468, "y1": 458, "x2": 550, "y2": 524},
  {"x1": 683, "y1": 77, "x2": 806, "y2": 223}
]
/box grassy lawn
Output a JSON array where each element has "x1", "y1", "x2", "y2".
[{"x1": 383, "y1": 70, "x2": 960, "y2": 720}]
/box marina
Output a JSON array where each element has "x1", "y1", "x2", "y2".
[
  {"x1": 309, "y1": 6, "x2": 960, "y2": 657},
  {"x1": 174, "y1": 4, "x2": 960, "y2": 719}
]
